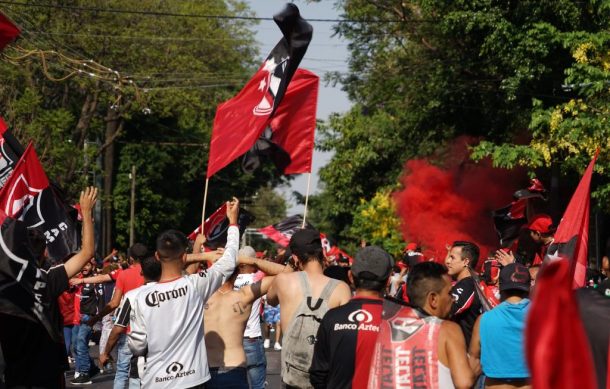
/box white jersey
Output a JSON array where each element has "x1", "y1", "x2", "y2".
[
  {"x1": 127, "y1": 226, "x2": 239, "y2": 388},
  {"x1": 233, "y1": 271, "x2": 264, "y2": 338}
]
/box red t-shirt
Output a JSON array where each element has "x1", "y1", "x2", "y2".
[
  {"x1": 115, "y1": 263, "x2": 144, "y2": 295},
  {"x1": 58, "y1": 290, "x2": 76, "y2": 326},
  {"x1": 108, "y1": 267, "x2": 122, "y2": 281}
]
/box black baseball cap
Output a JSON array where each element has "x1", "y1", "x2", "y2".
[
  {"x1": 351, "y1": 246, "x2": 393, "y2": 282},
  {"x1": 289, "y1": 228, "x2": 321, "y2": 255},
  {"x1": 499, "y1": 263, "x2": 531, "y2": 292}
]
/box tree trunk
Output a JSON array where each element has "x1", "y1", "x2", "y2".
[{"x1": 102, "y1": 108, "x2": 121, "y2": 255}]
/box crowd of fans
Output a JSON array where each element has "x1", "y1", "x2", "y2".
[{"x1": 1, "y1": 189, "x2": 609, "y2": 389}]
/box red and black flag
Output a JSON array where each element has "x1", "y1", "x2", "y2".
[
  {"x1": 492, "y1": 178, "x2": 546, "y2": 247},
  {"x1": 0, "y1": 117, "x2": 26, "y2": 190},
  {"x1": 0, "y1": 211, "x2": 62, "y2": 342},
  {"x1": 259, "y1": 214, "x2": 315, "y2": 247},
  {"x1": 188, "y1": 203, "x2": 254, "y2": 249},
  {"x1": 0, "y1": 143, "x2": 79, "y2": 262},
  {"x1": 207, "y1": 3, "x2": 313, "y2": 177},
  {"x1": 242, "y1": 68, "x2": 319, "y2": 174},
  {"x1": 0, "y1": 11, "x2": 19, "y2": 52},
  {"x1": 526, "y1": 154, "x2": 599, "y2": 389}
]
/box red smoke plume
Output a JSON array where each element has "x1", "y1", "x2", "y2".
[{"x1": 394, "y1": 139, "x2": 524, "y2": 265}]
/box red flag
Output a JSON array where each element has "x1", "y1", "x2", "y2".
[
  {"x1": 548, "y1": 153, "x2": 597, "y2": 288},
  {"x1": 0, "y1": 117, "x2": 7, "y2": 133},
  {"x1": 526, "y1": 154, "x2": 599, "y2": 389},
  {"x1": 188, "y1": 204, "x2": 227, "y2": 241},
  {"x1": 266, "y1": 69, "x2": 319, "y2": 174},
  {"x1": 207, "y1": 4, "x2": 313, "y2": 178},
  {"x1": 0, "y1": 143, "x2": 49, "y2": 218},
  {"x1": 0, "y1": 143, "x2": 79, "y2": 261},
  {"x1": 0, "y1": 12, "x2": 19, "y2": 52},
  {"x1": 526, "y1": 260, "x2": 597, "y2": 389}
]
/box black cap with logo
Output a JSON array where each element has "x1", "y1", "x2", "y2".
[{"x1": 499, "y1": 263, "x2": 531, "y2": 292}]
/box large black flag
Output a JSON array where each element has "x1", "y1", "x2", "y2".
[
  {"x1": 0, "y1": 143, "x2": 79, "y2": 262},
  {"x1": 0, "y1": 212, "x2": 61, "y2": 341}
]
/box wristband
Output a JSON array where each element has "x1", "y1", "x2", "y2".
[{"x1": 229, "y1": 223, "x2": 238, "y2": 227}]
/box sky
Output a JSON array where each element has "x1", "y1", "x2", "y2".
[{"x1": 245, "y1": 1, "x2": 352, "y2": 215}]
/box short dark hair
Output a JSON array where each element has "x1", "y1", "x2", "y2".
[
  {"x1": 407, "y1": 262, "x2": 449, "y2": 309},
  {"x1": 128, "y1": 243, "x2": 148, "y2": 262},
  {"x1": 141, "y1": 256, "x2": 161, "y2": 282},
  {"x1": 156, "y1": 230, "x2": 188, "y2": 261},
  {"x1": 292, "y1": 244, "x2": 324, "y2": 265},
  {"x1": 452, "y1": 241, "x2": 480, "y2": 269},
  {"x1": 353, "y1": 275, "x2": 385, "y2": 292}
]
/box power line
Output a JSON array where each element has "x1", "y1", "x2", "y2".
[{"x1": 0, "y1": 1, "x2": 414, "y2": 23}]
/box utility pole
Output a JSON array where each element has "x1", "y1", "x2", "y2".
[{"x1": 129, "y1": 165, "x2": 136, "y2": 247}]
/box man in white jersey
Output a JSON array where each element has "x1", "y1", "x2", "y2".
[{"x1": 128, "y1": 198, "x2": 240, "y2": 389}]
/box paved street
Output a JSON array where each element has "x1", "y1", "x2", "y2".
[{"x1": 66, "y1": 345, "x2": 283, "y2": 388}]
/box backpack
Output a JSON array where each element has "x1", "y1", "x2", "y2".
[{"x1": 281, "y1": 272, "x2": 339, "y2": 388}]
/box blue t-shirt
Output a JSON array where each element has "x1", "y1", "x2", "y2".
[{"x1": 480, "y1": 299, "x2": 530, "y2": 379}]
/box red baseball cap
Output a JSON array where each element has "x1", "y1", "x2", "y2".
[
  {"x1": 404, "y1": 242, "x2": 417, "y2": 252},
  {"x1": 527, "y1": 214, "x2": 554, "y2": 234}
]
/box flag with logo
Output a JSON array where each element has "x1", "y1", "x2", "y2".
[
  {"x1": 188, "y1": 203, "x2": 254, "y2": 249},
  {"x1": 0, "y1": 117, "x2": 26, "y2": 189},
  {"x1": 241, "y1": 68, "x2": 319, "y2": 174},
  {"x1": 0, "y1": 142, "x2": 79, "y2": 261},
  {"x1": 207, "y1": 3, "x2": 313, "y2": 178},
  {"x1": 526, "y1": 153, "x2": 599, "y2": 389},
  {"x1": 0, "y1": 210, "x2": 62, "y2": 342},
  {"x1": 492, "y1": 178, "x2": 546, "y2": 248},
  {"x1": 0, "y1": 11, "x2": 19, "y2": 52},
  {"x1": 259, "y1": 214, "x2": 315, "y2": 247}
]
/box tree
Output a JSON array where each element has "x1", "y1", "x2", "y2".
[
  {"x1": 314, "y1": 0, "x2": 609, "y2": 243},
  {"x1": 348, "y1": 189, "x2": 404, "y2": 256},
  {"x1": 0, "y1": 1, "x2": 288, "y2": 252}
]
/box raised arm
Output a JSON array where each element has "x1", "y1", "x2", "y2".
[
  {"x1": 70, "y1": 273, "x2": 112, "y2": 286},
  {"x1": 238, "y1": 256, "x2": 290, "y2": 276},
  {"x1": 192, "y1": 198, "x2": 240, "y2": 299},
  {"x1": 64, "y1": 187, "x2": 97, "y2": 279},
  {"x1": 240, "y1": 276, "x2": 276, "y2": 305}
]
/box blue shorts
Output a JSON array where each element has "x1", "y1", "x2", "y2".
[{"x1": 263, "y1": 305, "x2": 280, "y2": 324}]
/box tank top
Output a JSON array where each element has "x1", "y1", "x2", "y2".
[{"x1": 368, "y1": 300, "x2": 445, "y2": 388}]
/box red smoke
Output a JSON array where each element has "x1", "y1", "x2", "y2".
[{"x1": 394, "y1": 139, "x2": 524, "y2": 265}]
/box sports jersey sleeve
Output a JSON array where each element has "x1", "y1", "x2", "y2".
[
  {"x1": 309, "y1": 316, "x2": 332, "y2": 388},
  {"x1": 192, "y1": 225, "x2": 239, "y2": 301},
  {"x1": 114, "y1": 297, "x2": 131, "y2": 328},
  {"x1": 127, "y1": 293, "x2": 147, "y2": 356},
  {"x1": 451, "y1": 278, "x2": 477, "y2": 316}
]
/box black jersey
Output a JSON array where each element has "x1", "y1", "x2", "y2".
[
  {"x1": 450, "y1": 276, "x2": 482, "y2": 345},
  {"x1": 310, "y1": 296, "x2": 383, "y2": 389}
]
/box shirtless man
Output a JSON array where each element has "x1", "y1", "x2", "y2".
[
  {"x1": 267, "y1": 228, "x2": 352, "y2": 388},
  {"x1": 204, "y1": 255, "x2": 288, "y2": 388}
]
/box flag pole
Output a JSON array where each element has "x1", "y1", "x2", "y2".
[
  {"x1": 201, "y1": 178, "x2": 210, "y2": 234},
  {"x1": 302, "y1": 172, "x2": 312, "y2": 228}
]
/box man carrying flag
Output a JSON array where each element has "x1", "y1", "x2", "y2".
[{"x1": 0, "y1": 186, "x2": 97, "y2": 387}]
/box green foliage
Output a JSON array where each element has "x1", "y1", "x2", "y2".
[
  {"x1": 348, "y1": 189, "x2": 404, "y2": 257},
  {"x1": 245, "y1": 186, "x2": 287, "y2": 228},
  {"x1": 315, "y1": 0, "x2": 610, "y2": 242},
  {"x1": 0, "y1": 1, "x2": 290, "y2": 249}
]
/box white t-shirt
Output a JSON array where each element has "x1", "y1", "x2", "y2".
[
  {"x1": 233, "y1": 271, "x2": 265, "y2": 338},
  {"x1": 128, "y1": 226, "x2": 239, "y2": 388}
]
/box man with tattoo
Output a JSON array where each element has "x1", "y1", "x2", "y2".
[{"x1": 203, "y1": 253, "x2": 288, "y2": 388}]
